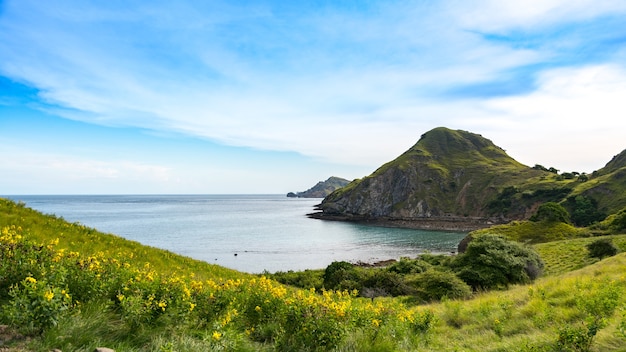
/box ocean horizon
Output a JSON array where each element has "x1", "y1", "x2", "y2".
[{"x1": 4, "y1": 194, "x2": 467, "y2": 273}]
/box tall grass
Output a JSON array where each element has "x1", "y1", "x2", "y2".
[{"x1": 2, "y1": 198, "x2": 626, "y2": 351}]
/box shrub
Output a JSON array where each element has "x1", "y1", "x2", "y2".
[
  {"x1": 451, "y1": 234, "x2": 544, "y2": 290},
  {"x1": 530, "y1": 202, "x2": 571, "y2": 224},
  {"x1": 268, "y1": 269, "x2": 324, "y2": 291},
  {"x1": 608, "y1": 207, "x2": 626, "y2": 232},
  {"x1": 386, "y1": 257, "x2": 431, "y2": 274},
  {"x1": 323, "y1": 261, "x2": 362, "y2": 291},
  {"x1": 411, "y1": 269, "x2": 471, "y2": 302},
  {"x1": 564, "y1": 195, "x2": 605, "y2": 227},
  {"x1": 586, "y1": 238, "x2": 618, "y2": 259},
  {"x1": 6, "y1": 277, "x2": 72, "y2": 334},
  {"x1": 361, "y1": 269, "x2": 412, "y2": 297}
]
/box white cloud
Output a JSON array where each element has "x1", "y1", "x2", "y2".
[
  {"x1": 1, "y1": 0, "x2": 625, "y2": 180},
  {"x1": 478, "y1": 64, "x2": 626, "y2": 172},
  {"x1": 454, "y1": 0, "x2": 626, "y2": 32},
  {"x1": 0, "y1": 148, "x2": 173, "y2": 193}
]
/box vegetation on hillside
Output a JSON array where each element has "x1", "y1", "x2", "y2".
[
  {"x1": 2, "y1": 198, "x2": 626, "y2": 351},
  {"x1": 317, "y1": 127, "x2": 626, "y2": 226}
]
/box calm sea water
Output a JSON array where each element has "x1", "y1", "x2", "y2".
[{"x1": 5, "y1": 195, "x2": 466, "y2": 273}]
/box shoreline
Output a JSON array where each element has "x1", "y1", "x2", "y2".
[{"x1": 307, "y1": 212, "x2": 498, "y2": 232}]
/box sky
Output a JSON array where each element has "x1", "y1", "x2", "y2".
[{"x1": 1, "y1": 0, "x2": 626, "y2": 194}]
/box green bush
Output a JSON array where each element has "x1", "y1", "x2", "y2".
[
  {"x1": 586, "y1": 238, "x2": 618, "y2": 259},
  {"x1": 451, "y1": 234, "x2": 544, "y2": 290},
  {"x1": 267, "y1": 269, "x2": 324, "y2": 291},
  {"x1": 530, "y1": 202, "x2": 571, "y2": 224},
  {"x1": 411, "y1": 269, "x2": 471, "y2": 302},
  {"x1": 386, "y1": 257, "x2": 431, "y2": 274},
  {"x1": 323, "y1": 261, "x2": 362, "y2": 291},
  {"x1": 361, "y1": 269, "x2": 413, "y2": 297},
  {"x1": 609, "y1": 207, "x2": 626, "y2": 232},
  {"x1": 564, "y1": 195, "x2": 605, "y2": 227}
]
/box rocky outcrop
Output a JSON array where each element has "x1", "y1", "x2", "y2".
[
  {"x1": 311, "y1": 127, "x2": 546, "y2": 228},
  {"x1": 287, "y1": 176, "x2": 350, "y2": 198}
]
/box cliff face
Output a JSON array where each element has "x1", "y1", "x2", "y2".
[
  {"x1": 310, "y1": 128, "x2": 625, "y2": 230},
  {"x1": 288, "y1": 176, "x2": 350, "y2": 198},
  {"x1": 315, "y1": 127, "x2": 546, "y2": 226}
]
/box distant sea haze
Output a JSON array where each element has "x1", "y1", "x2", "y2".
[{"x1": 6, "y1": 195, "x2": 467, "y2": 273}]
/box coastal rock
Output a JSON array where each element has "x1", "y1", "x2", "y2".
[{"x1": 313, "y1": 127, "x2": 546, "y2": 229}]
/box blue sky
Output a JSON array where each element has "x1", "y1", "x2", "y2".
[{"x1": 1, "y1": 0, "x2": 626, "y2": 194}]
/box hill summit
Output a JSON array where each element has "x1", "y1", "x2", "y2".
[{"x1": 312, "y1": 127, "x2": 603, "y2": 230}]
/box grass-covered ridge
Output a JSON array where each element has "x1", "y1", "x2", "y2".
[
  {"x1": 1, "y1": 198, "x2": 626, "y2": 351},
  {"x1": 317, "y1": 127, "x2": 626, "y2": 228}
]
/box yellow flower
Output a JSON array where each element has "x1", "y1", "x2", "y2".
[
  {"x1": 25, "y1": 276, "x2": 37, "y2": 284},
  {"x1": 212, "y1": 331, "x2": 222, "y2": 341},
  {"x1": 372, "y1": 319, "x2": 381, "y2": 327},
  {"x1": 117, "y1": 294, "x2": 125, "y2": 302},
  {"x1": 189, "y1": 303, "x2": 196, "y2": 312},
  {"x1": 43, "y1": 290, "x2": 54, "y2": 301},
  {"x1": 157, "y1": 301, "x2": 167, "y2": 311},
  {"x1": 255, "y1": 305, "x2": 262, "y2": 312}
]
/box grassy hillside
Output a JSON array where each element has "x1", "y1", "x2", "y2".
[
  {"x1": 317, "y1": 127, "x2": 626, "y2": 228},
  {"x1": 1, "y1": 198, "x2": 626, "y2": 351}
]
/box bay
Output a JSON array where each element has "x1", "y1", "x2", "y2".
[{"x1": 5, "y1": 195, "x2": 467, "y2": 274}]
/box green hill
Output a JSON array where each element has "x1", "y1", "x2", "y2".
[{"x1": 314, "y1": 127, "x2": 626, "y2": 230}]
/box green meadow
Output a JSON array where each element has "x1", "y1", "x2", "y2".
[{"x1": 1, "y1": 198, "x2": 625, "y2": 351}]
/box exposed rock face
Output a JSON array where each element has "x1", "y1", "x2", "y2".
[
  {"x1": 287, "y1": 176, "x2": 350, "y2": 198},
  {"x1": 312, "y1": 127, "x2": 546, "y2": 228}
]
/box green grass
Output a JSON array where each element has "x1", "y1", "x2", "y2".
[
  {"x1": 2, "y1": 198, "x2": 626, "y2": 351},
  {"x1": 535, "y1": 234, "x2": 626, "y2": 276},
  {"x1": 0, "y1": 198, "x2": 245, "y2": 282},
  {"x1": 470, "y1": 219, "x2": 588, "y2": 244}
]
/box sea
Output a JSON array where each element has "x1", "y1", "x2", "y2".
[{"x1": 4, "y1": 194, "x2": 467, "y2": 274}]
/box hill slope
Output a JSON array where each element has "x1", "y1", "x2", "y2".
[
  {"x1": 570, "y1": 148, "x2": 626, "y2": 216},
  {"x1": 313, "y1": 127, "x2": 546, "y2": 229},
  {"x1": 313, "y1": 127, "x2": 626, "y2": 230}
]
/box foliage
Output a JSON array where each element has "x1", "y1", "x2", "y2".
[
  {"x1": 5, "y1": 276, "x2": 72, "y2": 334},
  {"x1": 469, "y1": 219, "x2": 585, "y2": 244},
  {"x1": 362, "y1": 269, "x2": 413, "y2": 297},
  {"x1": 323, "y1": 261, "x2": 362, "y2": 291},
  {"x1": 411, "y1": 269, "x2": 471, "y2": 302},
  {"x1": 3, "y1": 198, "x2": 626, "y2": 351},
  {"x1": 555, "y1": 278, "x2": 621, "y2": 351},
  {"x1": 266, "y1": 269, "x2": 324, "y2": 291},
  {"x1": 564, "y1": 195, "x2": 606, "y2": 226},
  {"x1": 387, "y1": 256, "x2": 431, "y2": 274},
  {"x1": 487, "y1": 186, "x2": 519, "y2": 215},
  {"x1": 535, "y1": 234, "x2": 626, "y2": 276},
  {"x1": 451, "y1": 234, "x2": 544, "y2": 290},
  {"x1": 586, "y1": 238, "x2": 618, "y2": 259},
  {"x1": 601, "y1": 206, "x2": 626, "y2": 233},
  {"x1": 530, "y1": 202, "x2": 571, "y2": 223}
]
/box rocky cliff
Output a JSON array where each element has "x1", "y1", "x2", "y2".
[{"x1": 310, "y1": 127, "x2": 548, "y2": 229}]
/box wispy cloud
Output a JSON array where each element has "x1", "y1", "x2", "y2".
[{"x1": 1, "y1": 0, "x2": 625, "y2": 174}]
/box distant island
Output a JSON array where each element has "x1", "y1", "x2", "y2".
[{"x1": 287, "y1": 176, "x2": 350, "y2": 198}]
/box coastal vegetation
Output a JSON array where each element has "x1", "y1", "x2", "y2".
[
  {"x1": 315, "y1": 127, "x2": 626, "y2": 230},
  {"x1": 2, "y1": 198, "x2": 626, "y2": 351}
]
